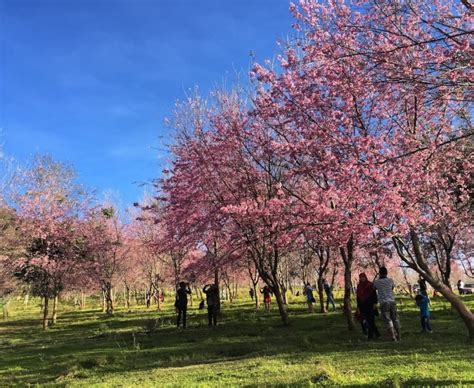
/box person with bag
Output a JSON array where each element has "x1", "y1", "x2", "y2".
[{"x1": 356, "y1": 273, "x2": 380, "y2": 340}]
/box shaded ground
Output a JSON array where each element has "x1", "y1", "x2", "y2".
[{"x1": 0, "y1": 294, "x2": 473, "y2": 386}]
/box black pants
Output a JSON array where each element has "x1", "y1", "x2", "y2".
[
  {"x1": 421, "y1": 316, "x2": 432, "y2": 332},
  {"x1": 362, "y1": 309, "x2": 380, "y2": 339},
  {"x1": 177, "y1": 307, "x2": 187, "y2": 328},
  {"x1": 207, "y1": 305, "x2": 217, "y2": 326}
]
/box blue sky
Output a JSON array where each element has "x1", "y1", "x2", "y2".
[{"x1": 1, "y1": 0, "x2": 293, "y2": 206}]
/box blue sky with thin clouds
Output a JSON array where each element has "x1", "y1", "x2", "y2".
[{"x1": 1, "y1": 0, "x2": 293, "y2": 205}]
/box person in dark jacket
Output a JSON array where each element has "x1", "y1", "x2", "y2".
[
  {"x1": 175, "y1": 282, "x2": 191, "y2": 329},
  {"x1": 356, "y1": 273, "x2": 380, "y2": 340},
  {"x1": 203, "y1": 284, "x2": 219, "y2": 326}
]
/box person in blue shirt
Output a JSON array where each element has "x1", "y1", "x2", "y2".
[{"x1": 415, "y1": 293, "x2": 432, "y2": 333}]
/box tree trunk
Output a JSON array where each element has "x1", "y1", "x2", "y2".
[
  {"x1": 103, "y1": 283, "x2": 114, "y2": 315},
  {"x1": 43, "y1": 297, "x2": 49, "y2": 330},
  {"x1": 214, "y1": 267, "x2": 221, "y2": 313},
  {"x1": 402, "y1": 268, "x2": 414, "y2": 298},
  {"x1": 155, "y1": 289, "x2": 161, "y2": 311},
  {"x1": 102, "y1": 288, "x2": 106, "y2": 312},
  {"x1": 317, "y1": 275, "x2": 326, "y2": 313},
  {"x1": 280, "y1": 281, "x2": 288, "y2": 305},
  {"x1": 235, "y1": 281, "x2": 238, "y2": 300},
  {"x1": 406, "y1": 230, "x2": 474, "y2": 339},
  {"x1": 81, "y1": 291, "x2": 86, "y2": 309},
  {"x1": 342, "y1": 263, "x2": 355, "y2": 330},
  {"x1": 272, "y1": 283, "x2": 289, "y2": 326},
  {"x1": 253, "y1": 283, "x2": 259, "y2": 309},
  {"x1": 2, "y1": 297, "x2": 10, "y2": 319},
  {"x1": 340, "y1": 236, "x2": 355, "y2": 331},
  {"x1": 436, "y1": 284, "x2": 474, "y2": 339},
  {"x1": 52, "y1": 295, "x2": 58, "y2": 325},
  {"x1": 226, "y1": 282, "x2": 233, "y2": 303},
  {"x1": 124, "y1": 285, "x2": 131, "y2": 310},
  {"x1": 194, "y1": 285, "x2": 203, "y2": 301},
  {"x1": 146, "y1": 286, "x2": 152, "y2": 308},
  {"x1": 24, "y1": 286, "x2": 30, "y2": 306}
]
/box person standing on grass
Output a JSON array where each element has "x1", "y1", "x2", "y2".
[
  {"x1": 304, "y1": 282, "x2": 315, "y2": 312},
  {"x1": 356, "y1": 273, "x2": 380, "y2": 340},
  {"x1": 260, "y1": 285, "x2": 271, "y2": 312},
  {"x1": 374, "y1": 267, "x2": 401, "y2": 341},
  {"x1": 415, "y1": 293, "x2": 433, "y2": 333},
  {"x1": 323, "y1": 279, "x2": 336, "y2": 311},
  {"x1": 457, "y1": 279, "x2": 465, "y2": 295},
  {"x1": 249, "y1": 288, "x2": 254, "y2": 300},
  {"x1": 175, "y1": 282, "x2": 191, "y2": 329},
  {"x1": 203, "y1": 284, "x2": 218, "y2": 327}
]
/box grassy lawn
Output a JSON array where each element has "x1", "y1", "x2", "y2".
[{"x1": 0, "y1": 293, "x2": 473, "y2": 387}]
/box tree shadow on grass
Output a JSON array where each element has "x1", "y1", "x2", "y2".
[{"x1": 1, "y1": 301, "x2": 473, "y2": 386}]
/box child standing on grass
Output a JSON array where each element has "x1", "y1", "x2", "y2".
[{"x1": 415, "y1": 294, "x2": 432, "y2": 333}]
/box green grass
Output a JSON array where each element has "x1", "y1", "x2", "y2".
[{"x1": 0, "y1": 294, "x2": 473, "y2": 387}]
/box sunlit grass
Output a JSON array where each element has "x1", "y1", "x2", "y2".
[{"x1": 0, "y1": 293, "x2": 473, "y2": 386}]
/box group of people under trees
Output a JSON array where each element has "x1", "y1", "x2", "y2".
[
  {"x1": 248, "y1": 286, "x2": 273, "y2": 312},
  {"x1": 301, "y1": 267, "x2": 437, "y2": 340},
  {"x1": 174, "y1": 266, "x2": 448, "y2": 339},
  {"x1": 355, "y1": 267, "x2": 435, "y2": 340},
  {"x1": 174, "y1": 281, "x2": 219, "y2": 329},
  {"x1": 355, "y1": 267, "x2": 402, "y2": 341},
  {"x1": 303, "y1": 279, "x2": 336, "y2": 313}
]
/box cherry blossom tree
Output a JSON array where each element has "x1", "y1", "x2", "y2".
[
  {"x1": 246, "y1": 0, "x2": 473, "y2": 335},
  {"x1": 84, "y1": 206, "x2": 131, "y2": 315},
  {"x1": 13, "y1": 156, "x2": 91, "y2": 328}
]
